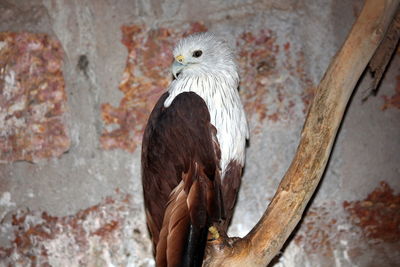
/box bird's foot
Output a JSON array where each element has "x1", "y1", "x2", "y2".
[{"x1": 208, "y1": 226, "x2": 220, "y2": 241}]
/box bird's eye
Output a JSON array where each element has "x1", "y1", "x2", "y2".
[{"x1": 192, "y1": 50, "x2": 202, "y2": 58}]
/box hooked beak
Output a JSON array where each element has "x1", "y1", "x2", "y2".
[{"x1": 172, "y1": 55, "x2": 186, "y2": 79}]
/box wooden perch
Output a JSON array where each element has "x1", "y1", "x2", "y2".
[{"x1": 204, "y1": 0, "x2": 400, "y2": 266}]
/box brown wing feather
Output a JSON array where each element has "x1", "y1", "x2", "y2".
[
  {"x1": 141, "y1": 92, "x2": 223, "y2": 266},
  {"x1": 157, "y1": 181, "x2": 189, "y2": 266},
  {"x1": 221, "y1": 160, "x2": 243, "y2": 230}
]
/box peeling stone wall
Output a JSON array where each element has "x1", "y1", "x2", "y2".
[
  {"x1": 0, "y1": 32, "x2": 70, "y2": 163},
  {"x1": 1, "y1": 0, "x2": 399, "y2": 266}
]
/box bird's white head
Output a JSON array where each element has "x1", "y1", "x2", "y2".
[{"x1": 171, "y1": 32, "x2": 238, "y2": 80}]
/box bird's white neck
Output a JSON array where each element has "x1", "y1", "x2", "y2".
[{"x1": 164, "y1": 71, "x2": 249, "y2": 175}]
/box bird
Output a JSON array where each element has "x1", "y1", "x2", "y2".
[{"x1": 141, "y1": 32, "x2": 249, "y2": 267}]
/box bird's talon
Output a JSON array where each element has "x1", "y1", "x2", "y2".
[{"x1": 208, "y1": 226, "x2": 220, "y2": 241}]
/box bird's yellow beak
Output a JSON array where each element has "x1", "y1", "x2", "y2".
[
  {"x1": 172, "y1": 55, "x2": 186, "y2": 79},
  {"x1": 175, "y1": 55, "x2": 184, "y2": 63}
]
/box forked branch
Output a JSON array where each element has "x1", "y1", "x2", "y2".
[{"x1": 204, "y1": 0, "x2": 400, "y2": 266}]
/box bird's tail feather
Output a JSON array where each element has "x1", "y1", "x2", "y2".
[
  {"x1": 181, "y1": 225, "x2": 207, "y2": 267},
  {"x1": 156, "y1": 162, "x2": 221, "y2": 267}
]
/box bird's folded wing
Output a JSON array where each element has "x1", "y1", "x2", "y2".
[{"x1": 141, "y1": 92, "x2": 223, "y2": 266}]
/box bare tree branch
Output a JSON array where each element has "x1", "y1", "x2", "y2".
[{"x1": 204, "y1": 0, "x2": 400, "y2": 266}]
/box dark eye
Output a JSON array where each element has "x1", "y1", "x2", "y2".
[{"x1": 192, "y1": 50, "x2": 202, "y2": 58}]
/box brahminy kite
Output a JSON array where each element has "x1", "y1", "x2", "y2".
[{"x1": 141, "y1": 32, "x2": 249, "y2": 267}]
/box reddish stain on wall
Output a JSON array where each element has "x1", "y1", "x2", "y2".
[
  {"x1": 344, "y1": 181, "x2": 400, "y2": 243},
  {"x1": 0, "y1": 193, "x2": 149, "y2": 266},
  {"x1": 294, "y1": 203, "x2": 342, "y2": 257},
  {"x1": 237, "y1": 30, "x2": 314, "y2": 131},
  {"x1": 237, "y1": 30, "x2": 280, "y2": 123},
  {"x1": 0, "y1": 32, "x2": 70, "y2": 162}
]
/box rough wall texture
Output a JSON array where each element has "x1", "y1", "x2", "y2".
[
  {"x1": 0, "y1": 32, "x2": 70, "y2": 163},
  {"x1": 0, "y1": 0, "x2": 399, "y2": 266}
]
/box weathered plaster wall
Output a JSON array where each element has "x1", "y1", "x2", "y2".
[{"x1": 0, "y1": 0, "x2": 399, "y2": 266}]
